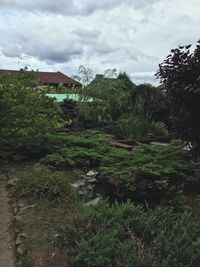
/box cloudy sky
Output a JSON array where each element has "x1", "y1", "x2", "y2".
[{"x1": 0, "y1": 0, "x2": 199, "y2": 84}]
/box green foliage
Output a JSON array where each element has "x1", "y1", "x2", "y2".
[
  {"x1": 58, "y1": 202, "x2": 200, "y2": 267},
  {"x1": 118, "y1": 117, "x2": 169, "y2": 140},
  {"x1": 131, "y1": 84, "x2": 170, "y2": 127},
  {"x1": 60, "y1": 98, "x2": 78, "y2": 121},
  {"x1": 41, "y1": 131, "x2": 111, "y2": 168},
  {"x1": 36, "y1": 84, "x2": 81, "y2": 94},
  {"x1": 100, "y1": 144, "x2": 193, "y2": 206},
  {"x1": 42, "y1": 132, "x2": 194, "y2": 207},
  {"x1": 149, "y1": 121, "x2": 169, "y2": 137},
  {"x1": 0, "y1": 72, "x2": 61, "y2": 161},
  {"x1": 118, "y1": 72, "x2": 136, "y2": 92},
  {"x1": 11, "y1": 168, "x2": 74, "y2": 201},
  {"x1": 131, "y1": 83, "x2": 155, "y2": 117},
  {"x1": 118, "y1": 115, "x2": 150, "y2": 140},
  {"x1": 156, "y1": 40, "x2": 200, "y2": 150},
  {"x1": 115, "y1": 83, "x2": 169, "y2": 140},
  {"x1": 42, "y1": 147, "x2": 103, "y2": 168},
  {"x1": 79, "y1": 78, "x2": 131, "y2": 124}
]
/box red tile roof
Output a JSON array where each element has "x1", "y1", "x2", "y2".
[{"x1": 0, "y1": 69, "x2": 81, "y2": 86}]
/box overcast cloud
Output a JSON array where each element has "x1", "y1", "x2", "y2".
[{"x1": 0, "y1": 0, "x2": 199, "y2": 84}]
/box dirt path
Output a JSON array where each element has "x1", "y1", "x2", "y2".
[{"x1": 0, "y1": 182, "x2": 15, "y2": 267}]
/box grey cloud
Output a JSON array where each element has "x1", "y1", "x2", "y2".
[
  {"x1": 71, "y1": 27, "x2": 119, "y2": 55},
  {"x1": 95, "y1": 45, "x2": 119, "y2": 55},
  {"x1": 73, "y1": 28, "x2": 101, "y2": 44},
  {"x1": 2, "y1": 43, "x2": 82, "y2": 64},
  {"x1": 76, "y1": 0, "x2": 161, "y2": 15},
  {"x1": 34, "y1": 46, "x2": 82, "y2": 63},
  {"x1": 2, "y1": 44, "x2": 21, "y2": 57},
  {"x1": 0, "y1": 23, "x2": 84, "y2": 64},
  {"x1": 0, "y1": 0, "x2": 77, "y2": 15},
  {"x1": 0, "y1": 0, "x2": 161, "y2": 15}
]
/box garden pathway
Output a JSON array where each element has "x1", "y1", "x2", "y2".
[{"x1": 0, "y1": 181, "x2": 15, "y2": 267}]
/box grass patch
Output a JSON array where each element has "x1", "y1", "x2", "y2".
[
  {"x1": 11, "y1": 167, "x2": 75, "y2": 202},
  {"x1": 19, "y1": 200, "x2": 75, "y2": 267},
  {"x1": 9, "y1": 165, "x2": 80, "y2": 267}
]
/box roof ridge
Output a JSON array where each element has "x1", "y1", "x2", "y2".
[{"x1": 0, "y1": 69, "x2": 81, "y2": 85}]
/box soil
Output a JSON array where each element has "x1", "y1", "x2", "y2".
[{"x1": 0, "y1": 181, "x2": 15, "y2": 267}]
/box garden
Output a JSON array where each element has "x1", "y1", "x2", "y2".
[{"x1": 0, "y1": 41, "x2": 200, "y2": 267}]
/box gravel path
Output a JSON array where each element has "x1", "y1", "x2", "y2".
[{"x1": 0, "y1": 182, "x2": 15, "y2": 267}]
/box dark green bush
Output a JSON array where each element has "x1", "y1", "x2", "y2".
[
  {"x1": 41, "y1": 132, "x2": 111, "y2": 168},
  {"x1": 42, "y1": 147, "x2": 105, "y2": 168},
  {"x1": 60, "y1": 98, "x2": 78, "y2": 121},
  {"x1": 58, "y1": 202, "x2": 200, "y2": 267},
  {"x1": 42, "y1": 132, "x2": 195, "y2": 207},
  {"x1": 100, "y1": 145, "x2": 193, "y2": 206}
]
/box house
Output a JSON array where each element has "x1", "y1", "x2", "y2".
[{"x1": 0, "y1": 69, "x2": 81, "y2": 88}]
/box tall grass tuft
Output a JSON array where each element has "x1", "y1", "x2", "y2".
[{"x1": 118, "y1": 115, "x2": 150, "y2": 140}]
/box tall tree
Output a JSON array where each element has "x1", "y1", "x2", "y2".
[{"x1": 156, "y1": 40, "x2": 200, "y2": 150}]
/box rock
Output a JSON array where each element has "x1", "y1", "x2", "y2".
[
  {"x1": 16, "y1": 245, "x2": 25, "y2": 256},
  {"x1": 15, "y1": 228, "x2": 20, "y2": 234},
  {"x1": 18, "y1": 200, "x2": 27, "y2": 208},
  {"x1": 13, "y1": 206, "x2": 18, "y2": 215},
  {"x1": 77, "y1": 189, "x2": 88, "y2": 196},
  {"x1": 71, "y1": 180, "x2": 86, "y2": 189},
  {"x1": 7, "y1": 178, "x2": 19, "y2": 187},
  {"x1": 18, "y1": 205, "x2": 34, "y2": 215},
  {"x1": 86, "y1": 170, "x2": 98, "y2": 177},
  {"x1": 87, "y1": 177, "x2": 97, "y2": 183},
  {"x1": 15, "y1": 232, "x2": 27, "y2": 247},
  {"x1": 85, "y1": 197, "x2": 101, "y2": 206},
  {"x1": 86, "y1": 184, "x2": 95, "y2": 191},
  {"x1": 13, "y1": 214, "x2": 22, "y2": 223},
  {"x1": 20, "y1": 232, "x2": 27, "y2": 239},
  {"x1": 15, "y1": 235, "x2": 23, "y2": 246}
]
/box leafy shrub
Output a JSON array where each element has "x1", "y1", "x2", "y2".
[
  {"x1": 60, "y1": 98, "x2": 78, "y2": 121},
  {"x1": 58, "y1": 202, "x2": 200, "y2": 267},
  {"x1": 10, "y1": 168, "x2": 74, "y2": 201},
  {"x1": 0, "y1": 71, "x2": 61, "y2": 162}
]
